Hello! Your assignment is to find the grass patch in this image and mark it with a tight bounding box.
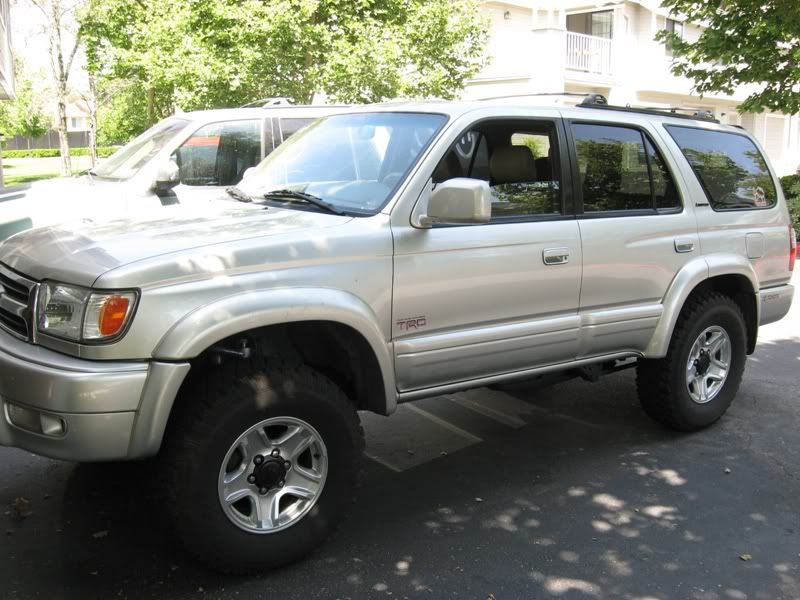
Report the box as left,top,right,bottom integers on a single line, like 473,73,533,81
4,172,60,186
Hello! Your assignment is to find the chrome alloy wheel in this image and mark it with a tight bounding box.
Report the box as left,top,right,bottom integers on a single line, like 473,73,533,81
686,326,731,405
218,417,328,534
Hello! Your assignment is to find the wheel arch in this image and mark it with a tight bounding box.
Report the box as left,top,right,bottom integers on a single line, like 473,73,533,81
153,288,396,416
646,256,759,357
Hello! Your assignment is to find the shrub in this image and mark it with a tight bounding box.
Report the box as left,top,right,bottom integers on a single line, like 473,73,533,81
779,175,800,231
2,146,120,159
2,148,60,158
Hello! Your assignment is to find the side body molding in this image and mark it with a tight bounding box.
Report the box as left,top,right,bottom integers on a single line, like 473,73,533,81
644,255,759,358
153,287,397,414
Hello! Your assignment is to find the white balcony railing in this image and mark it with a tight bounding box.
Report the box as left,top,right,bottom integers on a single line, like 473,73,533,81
565,31,613,77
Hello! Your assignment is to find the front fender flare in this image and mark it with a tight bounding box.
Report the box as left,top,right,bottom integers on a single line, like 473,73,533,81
153,287,397,414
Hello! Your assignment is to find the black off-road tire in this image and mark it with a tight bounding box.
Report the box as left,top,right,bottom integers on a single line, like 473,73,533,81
160,360,364,574
636,293,747,432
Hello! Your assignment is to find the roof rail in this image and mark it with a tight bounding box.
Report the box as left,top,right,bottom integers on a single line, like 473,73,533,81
577,102,720,123
477,91,719,123
478,92,609,103
239,97,293,108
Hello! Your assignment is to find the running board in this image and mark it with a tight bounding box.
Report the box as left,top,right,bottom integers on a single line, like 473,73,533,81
396,352,641,403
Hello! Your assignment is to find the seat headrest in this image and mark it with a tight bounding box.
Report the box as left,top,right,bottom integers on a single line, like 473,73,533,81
490,146,537,184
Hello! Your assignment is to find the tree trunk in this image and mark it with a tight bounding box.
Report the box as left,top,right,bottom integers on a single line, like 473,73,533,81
34,0,82,176
147,87,156,126
87,74,98,168
56,90,71,176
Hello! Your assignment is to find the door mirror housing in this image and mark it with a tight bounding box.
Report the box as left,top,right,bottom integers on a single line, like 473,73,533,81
418,178,492,227
153,159,180,194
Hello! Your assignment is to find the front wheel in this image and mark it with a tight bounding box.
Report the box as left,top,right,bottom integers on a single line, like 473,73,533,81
636,293,747,431
161,362,364,574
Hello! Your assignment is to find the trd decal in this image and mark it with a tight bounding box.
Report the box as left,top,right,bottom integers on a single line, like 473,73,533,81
396,316,427,331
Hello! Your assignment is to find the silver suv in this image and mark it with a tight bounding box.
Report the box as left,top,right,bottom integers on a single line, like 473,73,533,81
0,102,345,240
0,95,795,573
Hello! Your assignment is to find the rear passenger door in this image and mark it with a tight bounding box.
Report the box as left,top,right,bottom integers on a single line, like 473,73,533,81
392,117,583,392
663,126,790,287
564,118,699,358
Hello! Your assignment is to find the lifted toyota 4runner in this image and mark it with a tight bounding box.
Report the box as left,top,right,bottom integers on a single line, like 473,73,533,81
0,96,795,573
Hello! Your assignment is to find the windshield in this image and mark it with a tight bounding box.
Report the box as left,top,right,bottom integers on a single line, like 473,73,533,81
237,112,447,214
93,117,189,180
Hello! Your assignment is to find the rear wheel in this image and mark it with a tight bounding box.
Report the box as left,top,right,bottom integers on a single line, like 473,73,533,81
161,361,364,574
636,293,747,431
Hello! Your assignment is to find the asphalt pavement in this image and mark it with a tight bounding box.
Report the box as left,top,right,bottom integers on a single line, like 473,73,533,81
1,274,799,600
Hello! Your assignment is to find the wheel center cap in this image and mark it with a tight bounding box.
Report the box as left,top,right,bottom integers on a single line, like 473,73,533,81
253,458,287,490
696,351,712,376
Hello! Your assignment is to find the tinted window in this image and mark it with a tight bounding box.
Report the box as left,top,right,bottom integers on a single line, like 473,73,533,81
432,121,561,220
280,117,314,142
574,124,652,211
646,139,681,209
666,126,776,210
175,120,261,186
573,124,680,213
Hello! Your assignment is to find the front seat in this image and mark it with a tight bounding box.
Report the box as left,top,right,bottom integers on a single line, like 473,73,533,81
489,146,537,184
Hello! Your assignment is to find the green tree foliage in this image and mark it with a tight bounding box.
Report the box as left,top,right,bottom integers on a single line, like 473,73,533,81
95,82,150,145
80,0,489,139
657,1,800,113
779,174,800,230
0,60,51,144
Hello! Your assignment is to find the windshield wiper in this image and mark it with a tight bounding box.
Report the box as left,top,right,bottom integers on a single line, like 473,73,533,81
226,186,254,203
263,189,345,215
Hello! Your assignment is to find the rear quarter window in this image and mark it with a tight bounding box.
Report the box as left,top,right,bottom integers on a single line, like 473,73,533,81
666,125,776,210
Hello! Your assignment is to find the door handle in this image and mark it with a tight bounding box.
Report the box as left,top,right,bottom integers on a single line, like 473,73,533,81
674,238,695,253
543,247,570,265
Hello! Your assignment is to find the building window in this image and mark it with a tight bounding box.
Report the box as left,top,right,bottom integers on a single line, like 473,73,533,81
665,18,684,56
567,10,613,39
70,117,80,129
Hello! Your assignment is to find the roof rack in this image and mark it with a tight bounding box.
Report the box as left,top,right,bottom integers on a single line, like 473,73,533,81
478,92,606,103
577,96,720,123
239,97,293,108
478,91,720,123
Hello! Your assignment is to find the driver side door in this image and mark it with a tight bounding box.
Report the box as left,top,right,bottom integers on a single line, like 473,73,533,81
391,117,583,393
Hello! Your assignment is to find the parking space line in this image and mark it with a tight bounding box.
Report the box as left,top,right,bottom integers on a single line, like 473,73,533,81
365,452,403,473
447,393,527,428
404,403,484,443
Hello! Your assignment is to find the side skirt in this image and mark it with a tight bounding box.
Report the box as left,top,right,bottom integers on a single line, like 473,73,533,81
396,351,641,403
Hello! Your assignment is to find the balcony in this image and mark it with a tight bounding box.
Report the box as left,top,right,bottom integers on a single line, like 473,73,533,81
565,31,613,78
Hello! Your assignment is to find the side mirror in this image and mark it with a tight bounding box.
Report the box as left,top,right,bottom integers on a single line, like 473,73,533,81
241,166,257,181
153,159,180,194
418,178,492,227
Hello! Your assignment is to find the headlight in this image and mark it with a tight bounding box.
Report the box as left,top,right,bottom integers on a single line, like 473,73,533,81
38,282,138,342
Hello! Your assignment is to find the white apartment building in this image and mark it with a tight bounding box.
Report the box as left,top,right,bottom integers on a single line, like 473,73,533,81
465,0,800,175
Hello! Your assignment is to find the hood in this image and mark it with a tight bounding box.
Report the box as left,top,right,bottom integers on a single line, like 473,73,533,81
0,176,136,238
0,202,352,287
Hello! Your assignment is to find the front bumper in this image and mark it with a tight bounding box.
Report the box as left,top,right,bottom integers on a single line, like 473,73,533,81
0,328,189,461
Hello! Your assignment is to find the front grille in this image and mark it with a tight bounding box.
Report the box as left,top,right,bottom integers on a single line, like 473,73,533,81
0,263,37,340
